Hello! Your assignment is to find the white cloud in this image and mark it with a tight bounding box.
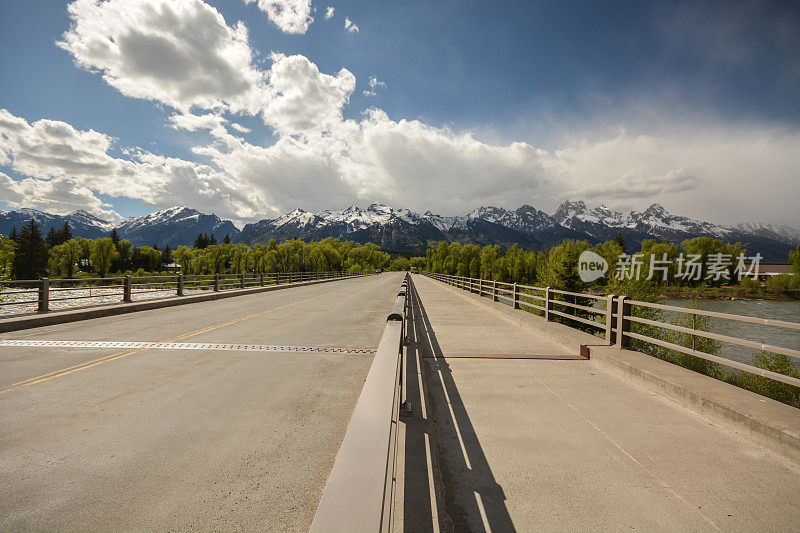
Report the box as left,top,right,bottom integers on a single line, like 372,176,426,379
324,6,334,20
244,0,313,34
368,76,387,90
363,90,376,97
58,0,266,113
0,172,120,219
261,53,356,135
344,17,359,34
229,123,251,134
0,109,264,220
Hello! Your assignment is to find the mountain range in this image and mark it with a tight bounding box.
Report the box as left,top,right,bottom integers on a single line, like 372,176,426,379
1,202,798,260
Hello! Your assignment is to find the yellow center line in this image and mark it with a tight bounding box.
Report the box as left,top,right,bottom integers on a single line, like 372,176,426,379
0,283,355,395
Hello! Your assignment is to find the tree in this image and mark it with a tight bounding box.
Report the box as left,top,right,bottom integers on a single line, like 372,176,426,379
209,233,217,245
49,239,83,278
90,238,119,277
46,226,58,248
162,244,172,269
791,244,800,276
9,227,18,243
59,222,72,244
613,232,626,252
0,236,16,279
110,228,120,248
13,219,49,279
223,234,231,244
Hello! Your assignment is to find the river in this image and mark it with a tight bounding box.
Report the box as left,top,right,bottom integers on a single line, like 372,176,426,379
662,299,800,366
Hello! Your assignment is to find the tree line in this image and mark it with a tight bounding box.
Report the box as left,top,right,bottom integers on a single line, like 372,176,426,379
0,221,392,280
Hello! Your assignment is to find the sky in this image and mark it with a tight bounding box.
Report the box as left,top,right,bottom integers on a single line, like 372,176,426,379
0,0,798,227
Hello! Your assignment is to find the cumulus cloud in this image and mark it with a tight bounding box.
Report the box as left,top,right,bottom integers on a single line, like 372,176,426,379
58,0,266,113
0,109,264,220
261,53,356,135
368,76,387,90
324,6,334,20
244,0,313,34
0,172,120,219
344,17,358,34
229,122,251,134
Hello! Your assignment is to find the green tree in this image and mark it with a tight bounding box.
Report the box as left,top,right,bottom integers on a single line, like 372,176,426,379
0,236,16,279
90,238,119,277
13,219,49,279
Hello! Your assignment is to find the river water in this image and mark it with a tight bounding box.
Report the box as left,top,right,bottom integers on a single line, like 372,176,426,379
662,299,800,366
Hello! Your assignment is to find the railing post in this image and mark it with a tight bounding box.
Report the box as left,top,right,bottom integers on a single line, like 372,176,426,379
123,275,132,302
545,287,551,320
177,273,184,296
492,280,498,302
616,296,630,348
513,283,519,309
605,294,615,344
240,272,245,289
37,277,49,313
260,273,264,286
478,278,483,296
214,273,220,292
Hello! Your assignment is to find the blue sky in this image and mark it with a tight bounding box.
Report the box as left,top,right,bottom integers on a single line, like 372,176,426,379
0,0,798,226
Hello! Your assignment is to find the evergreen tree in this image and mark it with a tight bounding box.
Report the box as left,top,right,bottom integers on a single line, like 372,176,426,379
59,222,72,243
193,233,206,249
209,233,217,245
162,244,172,268
9,227,18,243
110,228,120,248
46,226,58,248
613,232,626,253
13,219,49,279
223,234,231,244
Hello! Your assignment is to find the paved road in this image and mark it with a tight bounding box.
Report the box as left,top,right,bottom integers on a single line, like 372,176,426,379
0,273,404,531
399,274,800,532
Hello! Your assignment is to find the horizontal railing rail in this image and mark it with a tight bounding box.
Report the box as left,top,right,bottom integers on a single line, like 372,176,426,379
423,272,800,388
0,271,369,315
311,275,409,532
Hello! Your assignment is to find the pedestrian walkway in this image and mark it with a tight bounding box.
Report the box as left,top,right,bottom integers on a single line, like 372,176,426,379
397,274,800,532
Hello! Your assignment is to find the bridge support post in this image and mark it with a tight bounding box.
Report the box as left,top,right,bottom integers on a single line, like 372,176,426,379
214,273,220,292
605,294,615,344
37,278,49,313
545,287,552,320
123,275,132,303
177,274,184,296
616,296,630,348
513,283,520,309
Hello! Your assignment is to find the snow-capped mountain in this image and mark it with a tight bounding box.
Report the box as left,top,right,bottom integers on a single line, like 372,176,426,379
115,206,240,247
0,208,113,239
2,202,796,259
735,222,800,247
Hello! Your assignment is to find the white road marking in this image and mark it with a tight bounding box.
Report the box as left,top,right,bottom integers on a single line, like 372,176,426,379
0,339,375,354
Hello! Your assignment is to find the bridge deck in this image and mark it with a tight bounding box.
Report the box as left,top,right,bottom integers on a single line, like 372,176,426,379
401,274,800,531
0,273,405,531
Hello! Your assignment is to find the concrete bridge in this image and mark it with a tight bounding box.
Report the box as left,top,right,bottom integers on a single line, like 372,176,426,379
0,272,798,531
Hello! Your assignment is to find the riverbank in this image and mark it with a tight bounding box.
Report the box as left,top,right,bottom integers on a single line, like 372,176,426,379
659,285,800,301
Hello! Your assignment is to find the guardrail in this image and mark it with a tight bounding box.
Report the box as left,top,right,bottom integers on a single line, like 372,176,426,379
423,272,800,388
311,274,409,532
0,271,368,316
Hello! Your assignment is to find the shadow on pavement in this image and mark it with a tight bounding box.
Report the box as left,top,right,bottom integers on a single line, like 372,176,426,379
402,278,516,532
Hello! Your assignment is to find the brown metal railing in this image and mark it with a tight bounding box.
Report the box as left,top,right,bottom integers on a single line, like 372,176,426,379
0,271,367,316
423,272,800,388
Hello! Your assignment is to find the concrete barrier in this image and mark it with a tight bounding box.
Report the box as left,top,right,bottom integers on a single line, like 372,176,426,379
311,277,408,533
0,275,371,334
420,274,800,465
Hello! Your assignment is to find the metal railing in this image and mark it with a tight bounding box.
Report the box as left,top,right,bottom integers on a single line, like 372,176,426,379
423,272,800,388
311,275,409,532
0,271,368,316
425,272,615,341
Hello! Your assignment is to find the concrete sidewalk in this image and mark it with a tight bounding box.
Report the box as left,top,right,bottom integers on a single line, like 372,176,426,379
399,274,800,532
